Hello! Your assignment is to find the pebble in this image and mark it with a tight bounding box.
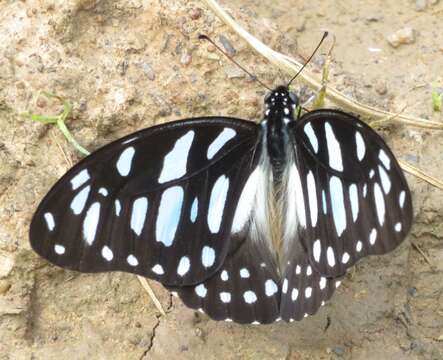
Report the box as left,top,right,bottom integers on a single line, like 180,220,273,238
332,346,345,357
386,27,416,48
375,81,388,95
415,0,427,11
180,52,192,66
141,63,156,80
0,253,14,278
189,8,202,20
0,279,11,295
218,35,236,57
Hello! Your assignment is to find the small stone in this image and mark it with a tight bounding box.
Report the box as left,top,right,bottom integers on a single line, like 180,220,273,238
141,63,156,81
189,8,202,20
387,27,416,48
0,253,14,278
375,81,388,95
332,346,345,357
117,60,129,76
365,14,383,22
180,53,192,66
0,279,11,294
437,334,443,341
295,19,306,32
415,0,427,11
218,35,236,57
224,65,245,79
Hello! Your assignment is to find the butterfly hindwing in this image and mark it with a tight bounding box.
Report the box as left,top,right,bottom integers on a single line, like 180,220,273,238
174,216,281,324
286,109,413,278
30,117,260,286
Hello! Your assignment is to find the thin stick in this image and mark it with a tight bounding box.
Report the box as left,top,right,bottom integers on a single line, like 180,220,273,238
202,0,443,130
411,242,436,272
137,276,166,316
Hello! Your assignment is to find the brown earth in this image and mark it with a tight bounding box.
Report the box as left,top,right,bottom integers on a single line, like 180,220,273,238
0,0,442,359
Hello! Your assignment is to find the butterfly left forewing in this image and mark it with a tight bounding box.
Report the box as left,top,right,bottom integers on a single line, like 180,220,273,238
285,109,413,278
30,117,260,286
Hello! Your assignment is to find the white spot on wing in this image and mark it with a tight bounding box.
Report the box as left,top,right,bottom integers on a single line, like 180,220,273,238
221,270,229,281
282,279,288,293
152,264,164,275
190,197,198,223
70,185,91,215
319,277,326,290
201,246,215,268
158,130,195,183
44,212,55,231
207,175,229,233
379,149,391,170
322,190,327,214
207,128,236,159
71,169,90,190
349,184,359,222
369,228,377,245
130,197,148,236
330,176,347,237
116,147,135,177
355,131,366,161
243,290,257,304
342,252,350,264
195,284,207,298
325,122,343,171
356,240,363,252
83,202,100,245
327,246,336,267
395,222,402,232
265,279,278,296
240,268,250,278
304,122,318,153
378,165,391,194
98,187,108,196
127,254,139,266
313,239,321,262
307,171,318,227
305,287,312,298
156,186,183,247
220,292,231,303
291,288,299,301
115,200,121,216
231,168,259,233
399,190,406,208
101,246,113,261
374,182,385,226
177,256,190,276
54,244,65,255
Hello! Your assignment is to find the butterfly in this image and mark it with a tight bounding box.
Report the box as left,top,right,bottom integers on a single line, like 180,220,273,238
29,81,413,324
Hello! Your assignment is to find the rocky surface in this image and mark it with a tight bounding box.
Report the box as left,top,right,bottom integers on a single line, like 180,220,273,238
0,0,442,359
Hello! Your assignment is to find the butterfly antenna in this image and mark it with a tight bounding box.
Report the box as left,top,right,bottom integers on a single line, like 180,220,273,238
199,34,272,91
287,31,329,88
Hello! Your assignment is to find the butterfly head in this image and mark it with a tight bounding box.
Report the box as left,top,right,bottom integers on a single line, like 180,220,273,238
264,86,299,116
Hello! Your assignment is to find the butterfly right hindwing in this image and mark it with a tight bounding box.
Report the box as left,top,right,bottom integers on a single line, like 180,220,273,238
30,117,260,287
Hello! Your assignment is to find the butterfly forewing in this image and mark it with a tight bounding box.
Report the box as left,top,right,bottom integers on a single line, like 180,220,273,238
286,109,413,278
30,117,260,286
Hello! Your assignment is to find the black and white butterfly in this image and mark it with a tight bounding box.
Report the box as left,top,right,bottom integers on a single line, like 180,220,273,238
30,84,412,324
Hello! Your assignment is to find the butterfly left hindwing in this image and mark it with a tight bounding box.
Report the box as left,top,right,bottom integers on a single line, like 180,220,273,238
30,117,260,287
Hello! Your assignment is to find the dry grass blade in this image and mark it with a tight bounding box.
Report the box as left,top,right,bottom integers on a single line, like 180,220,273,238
399,160,443,190
202,0,443,130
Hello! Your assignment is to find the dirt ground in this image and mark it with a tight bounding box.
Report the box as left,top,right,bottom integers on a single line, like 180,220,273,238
0,0,442,359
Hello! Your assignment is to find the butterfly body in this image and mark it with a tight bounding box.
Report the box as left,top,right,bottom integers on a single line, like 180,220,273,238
30,84,412,324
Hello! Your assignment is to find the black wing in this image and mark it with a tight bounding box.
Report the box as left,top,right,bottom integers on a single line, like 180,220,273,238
285,109,413,278
30,117,260,286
